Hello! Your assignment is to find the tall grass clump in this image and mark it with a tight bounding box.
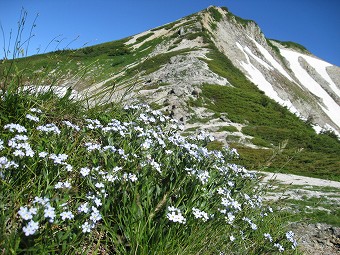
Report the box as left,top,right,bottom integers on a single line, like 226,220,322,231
0,94,300,254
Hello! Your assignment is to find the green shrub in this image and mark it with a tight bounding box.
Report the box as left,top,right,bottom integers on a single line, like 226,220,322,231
208,7,223,22
135,32,155,43
206,140,224,151
252,137,272,148
218,126,238,132
271,39,309,53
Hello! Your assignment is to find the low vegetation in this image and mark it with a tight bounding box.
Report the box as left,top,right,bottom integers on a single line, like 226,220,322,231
135,32,155,44
270,39,309,53
265,182,340,227
201,83,340,181
221,7,255,28
208,6,223,22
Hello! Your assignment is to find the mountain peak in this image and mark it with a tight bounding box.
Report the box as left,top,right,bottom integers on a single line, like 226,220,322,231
3,5,339,139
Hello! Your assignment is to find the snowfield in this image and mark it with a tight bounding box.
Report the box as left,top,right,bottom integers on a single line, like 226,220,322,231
249,37,294,82
280,49,340,129
236,42,300,115
234,38,340,134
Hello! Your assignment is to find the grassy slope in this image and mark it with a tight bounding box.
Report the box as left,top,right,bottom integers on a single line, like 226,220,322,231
199,46,340,181
0,36,164,89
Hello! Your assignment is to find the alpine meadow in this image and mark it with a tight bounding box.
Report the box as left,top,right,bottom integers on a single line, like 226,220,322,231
1,6,340,255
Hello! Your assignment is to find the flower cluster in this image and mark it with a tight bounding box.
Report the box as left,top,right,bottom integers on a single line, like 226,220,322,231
192,207,209,222
166,206,186,224
26,113,39,122
36,123,61,134
286,231,298,249
18,197,55,235
4,123,27,133
8,134,34,158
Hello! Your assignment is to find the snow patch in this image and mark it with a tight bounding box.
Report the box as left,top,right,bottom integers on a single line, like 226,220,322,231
23,85,79,99
280,49,340,128
236,42,300,115
249,37,294,82
243,47,272,70
125,19,188,49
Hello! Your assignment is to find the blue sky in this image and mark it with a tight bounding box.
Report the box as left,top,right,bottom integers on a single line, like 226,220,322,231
1,0,339,66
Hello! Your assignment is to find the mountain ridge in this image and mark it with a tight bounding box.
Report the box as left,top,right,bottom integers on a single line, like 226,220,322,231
111,6,339,136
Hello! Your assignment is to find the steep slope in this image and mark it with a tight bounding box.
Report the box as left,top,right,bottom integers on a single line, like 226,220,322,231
203,7,340,135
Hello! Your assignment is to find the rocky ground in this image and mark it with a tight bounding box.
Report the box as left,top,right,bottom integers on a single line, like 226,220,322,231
290,222,340,255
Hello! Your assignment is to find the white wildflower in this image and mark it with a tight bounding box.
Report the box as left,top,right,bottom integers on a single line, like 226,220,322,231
36,123,61,135
165,150,172,154
166,207,186,224
60,211,74,220
49,153,68,164
128,173,138,182
141,138,152,149
80,167,90,177
13,149,25,157
39,151,48,158
30,108,42,114
93,197,102,207
25,114,39,122
226,212,235,224
90,210,102,223
78,202,89,213
274,243,285,252
197,170,209,184
85,142,101,152
55,181,71,189
54,182,63,189
4,123,27,133
95,182,105,189
18,206,33,220
33,196,49,205
81,221,93,233
192,207,209,222
44,205,56,222
264,233,273,242
23,220,39,236
286,231,297,249
63,181,71,188
64,164,73,172
62,120,80,131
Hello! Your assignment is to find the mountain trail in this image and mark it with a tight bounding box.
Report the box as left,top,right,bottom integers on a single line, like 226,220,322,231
261,172,340,188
